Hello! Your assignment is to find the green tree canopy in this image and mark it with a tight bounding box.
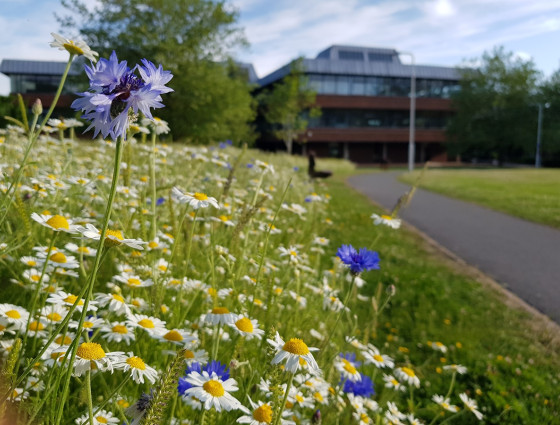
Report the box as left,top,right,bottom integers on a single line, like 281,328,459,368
57,0,255,144
258,59,320,154
447,47,542,164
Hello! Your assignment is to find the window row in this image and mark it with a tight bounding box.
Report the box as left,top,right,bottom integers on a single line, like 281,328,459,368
305,74,460,98
308,109,450,129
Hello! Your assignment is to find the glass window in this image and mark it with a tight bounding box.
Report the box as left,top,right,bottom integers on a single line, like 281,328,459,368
350,76,366,95
338,51,364,61
322,76,336,94
336,76,350,95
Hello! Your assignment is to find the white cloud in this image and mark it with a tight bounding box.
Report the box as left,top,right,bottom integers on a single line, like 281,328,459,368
232,0,560,77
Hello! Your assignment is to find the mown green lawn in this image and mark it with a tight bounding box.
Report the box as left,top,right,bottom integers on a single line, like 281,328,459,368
324,175,560,423
399,169,560,228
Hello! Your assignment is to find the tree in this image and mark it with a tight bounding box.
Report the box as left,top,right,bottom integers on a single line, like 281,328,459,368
538,70,560,166
447,47,541,164
258,59,320,154
57,0,256,143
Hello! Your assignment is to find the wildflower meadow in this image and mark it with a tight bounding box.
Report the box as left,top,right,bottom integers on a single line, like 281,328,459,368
0,33,559,425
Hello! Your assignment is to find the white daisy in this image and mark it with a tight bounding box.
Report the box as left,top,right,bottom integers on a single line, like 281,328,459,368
432,394,459,412
0,304,29,331
100,322,136,345
459,393,483,420
113,272,154,288
31,213,81,233
228,316,265,340
184,371,242,412
171,187,219,210
156,329,197,346
394,367,420,388
65,242,97,257
80,223,146,250
383,374,406,392
371,213,401,229
267,332,321,376
443,364,468,375
46,290,97,313
95,293,131,316
126,314,166,335
203,307,237,326
69,342,125,376
334,355,362,382
75,410,119,425
114,353,158,384
50,32,98,62
362,347,394,369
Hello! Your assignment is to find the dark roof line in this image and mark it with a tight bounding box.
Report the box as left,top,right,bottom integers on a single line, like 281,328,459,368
0,59,83,76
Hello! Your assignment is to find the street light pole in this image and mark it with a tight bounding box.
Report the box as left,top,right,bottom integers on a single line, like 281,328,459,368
399,51,416,172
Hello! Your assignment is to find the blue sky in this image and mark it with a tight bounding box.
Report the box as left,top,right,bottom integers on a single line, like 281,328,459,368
1,0,560,94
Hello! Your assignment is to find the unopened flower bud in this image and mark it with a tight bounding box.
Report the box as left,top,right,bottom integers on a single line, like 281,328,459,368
312,409,321,424
32,99,43,115
387,284,396,296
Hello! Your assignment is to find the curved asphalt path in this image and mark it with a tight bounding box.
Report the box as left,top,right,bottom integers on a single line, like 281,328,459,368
348,172,560,323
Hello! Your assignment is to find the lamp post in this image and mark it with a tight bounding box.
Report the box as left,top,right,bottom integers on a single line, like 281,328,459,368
399,51,416,172
535,102,550,168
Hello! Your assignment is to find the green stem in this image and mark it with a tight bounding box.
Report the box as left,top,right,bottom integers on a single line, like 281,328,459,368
86,370,94,425
149,131,157,241
77,376,131,425
320,275,356,351
54,136,124,425
445,372,457,399
438,409,466,425
273,373,294,425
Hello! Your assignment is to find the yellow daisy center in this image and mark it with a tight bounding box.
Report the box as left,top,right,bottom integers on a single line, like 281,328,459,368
342,358,357,374
283,338,310,355
46,215,70,230
148,241,158,249
211,307,230,314
5,310,21,319
235,317,254,333
373,354,384,362
83,321,94,329
47,312,62,322
381,214,393,220
62,41,85,56
117,399,130,408
29,321,45,331
55,335,72,345
103,229,124,246
50,252,67,263
126,356,146,370
184,350,195,359
95,416,108,424
391,379,399,386
63,295,84,306
127,278,141,286
295,394,304,403
163,330,183,341
138,319,155,329
253,404,273,423
208,288,217,297
77,246,90,254
27,260,37,266
112,294,125,302
401,366,416,377
314,392,324,402
77,342,106,360
112,325,128,334
193,192,208,201
203,380,224,397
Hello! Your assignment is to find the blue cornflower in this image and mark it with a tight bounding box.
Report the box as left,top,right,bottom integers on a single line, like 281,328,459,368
336,244,380,274
342,373,375,397
72,51,172,140
177,360,230,396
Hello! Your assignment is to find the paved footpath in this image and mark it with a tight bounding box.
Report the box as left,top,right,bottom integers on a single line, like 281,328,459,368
348,172,560,323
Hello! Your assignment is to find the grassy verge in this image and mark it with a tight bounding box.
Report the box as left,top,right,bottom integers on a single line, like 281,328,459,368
323,174,560,423
399,169,560,228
